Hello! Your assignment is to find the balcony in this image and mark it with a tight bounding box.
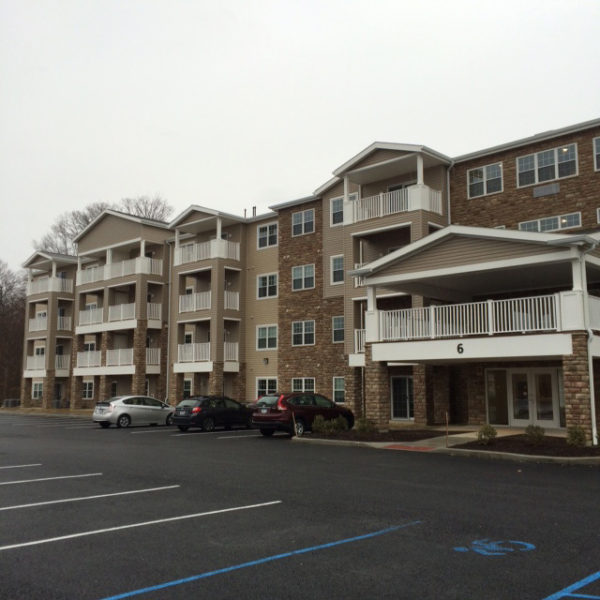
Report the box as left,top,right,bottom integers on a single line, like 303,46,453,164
224,341,239,361
148,302,162,320
179,291,211,313
177,342,211,362
55,354,70,370
108,303,135,322
29,316,48,332
77,351,101,368
79,308,103,326
146,348,160,365
106,348,134,366
26,355,46,370
27,277,73,296
76,257,163,286
354,329,366,353
224,291,239,310
57,316,72,330
174,239,240,266
351,185,442,224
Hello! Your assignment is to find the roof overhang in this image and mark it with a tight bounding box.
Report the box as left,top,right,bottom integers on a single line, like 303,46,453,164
22,251,78,270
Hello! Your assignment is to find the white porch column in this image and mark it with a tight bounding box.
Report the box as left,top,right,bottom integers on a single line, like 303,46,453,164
175,228,180,250
416,154,424,185
365,285,380,343
140,240,146,257
106,248,113,264
216,217,222,240
51,262,57,277
571,257,583,291
343,175,352,225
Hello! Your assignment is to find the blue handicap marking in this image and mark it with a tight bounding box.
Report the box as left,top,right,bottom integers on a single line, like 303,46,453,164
454,539,535,556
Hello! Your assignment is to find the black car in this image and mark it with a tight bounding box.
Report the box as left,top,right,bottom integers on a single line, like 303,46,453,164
172,396,253,432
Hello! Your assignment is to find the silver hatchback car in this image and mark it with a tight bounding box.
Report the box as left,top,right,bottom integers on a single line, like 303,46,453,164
93,395,174,428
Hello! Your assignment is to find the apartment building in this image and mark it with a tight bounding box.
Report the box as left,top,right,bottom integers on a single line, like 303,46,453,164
20,118,600,443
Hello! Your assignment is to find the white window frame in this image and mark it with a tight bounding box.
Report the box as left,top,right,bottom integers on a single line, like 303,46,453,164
330,196,344,227
257,222,278,249
467,162,503,198
32,382,43,400
332,316,344,343
594,137,600,172
333,377,345,403
516,143,578,188
519,212,581,233
292,209,314,237
257,272,278,299
183,378,192,399
330,255,344,285
257,325,277,350
292,377,315,393
292,264,315,291
82,380,94,400
256,377,277,398
292,320,315,346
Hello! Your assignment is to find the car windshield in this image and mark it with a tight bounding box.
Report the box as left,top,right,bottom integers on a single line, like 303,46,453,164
255,395,280,406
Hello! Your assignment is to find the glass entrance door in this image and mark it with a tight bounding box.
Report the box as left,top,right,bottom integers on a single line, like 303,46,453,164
509,370,559,428
391,376,414,420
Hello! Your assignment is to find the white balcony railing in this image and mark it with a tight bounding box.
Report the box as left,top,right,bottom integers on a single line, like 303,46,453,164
76,257,163,285
146,348,160,365
177,342,210,362
27,277,74,296
55,354,70,370
106,348,134,366
79,308,104,326
147,302,162,320
174,239,241,266
57,316,72,330
108,303,135,322
224,341,239,361
224,290,239,310
379,295,558,342
351,185,442,224
353,263,365,288
354,329,366,353
29,316,48,332
77,351,101,367
179,291,211,313
26,355,46,370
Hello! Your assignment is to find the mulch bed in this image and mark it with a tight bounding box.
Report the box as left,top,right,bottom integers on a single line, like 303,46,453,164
307,429,460,442
454,435,600,457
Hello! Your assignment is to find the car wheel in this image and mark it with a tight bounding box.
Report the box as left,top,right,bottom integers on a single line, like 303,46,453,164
116,414,131,428
293,419,305,437
177,425,189,432
202,417,215,432
165,414,173,426
260,428,274,437
99,422,110,429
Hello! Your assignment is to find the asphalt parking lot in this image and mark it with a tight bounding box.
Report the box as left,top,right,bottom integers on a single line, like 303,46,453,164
0,412,598,600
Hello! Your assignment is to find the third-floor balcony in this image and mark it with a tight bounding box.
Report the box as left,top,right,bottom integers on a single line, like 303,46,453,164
27,277,73,296
350,185,442,224
29,316,48,332
174,239,240,266
177,342,211,362
76,257,163,286
179,292,211,313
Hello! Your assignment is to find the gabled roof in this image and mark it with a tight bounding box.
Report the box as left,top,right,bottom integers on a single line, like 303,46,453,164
350,225,600,278
73,209,169,243
169,205,247,228
22,250,78,269
268,195,319,212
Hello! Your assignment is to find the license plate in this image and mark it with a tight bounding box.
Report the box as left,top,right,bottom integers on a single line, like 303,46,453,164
261,408,268,414
97,408,104,414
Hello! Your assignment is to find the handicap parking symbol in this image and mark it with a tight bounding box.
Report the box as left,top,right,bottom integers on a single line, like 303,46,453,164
454,539,535,556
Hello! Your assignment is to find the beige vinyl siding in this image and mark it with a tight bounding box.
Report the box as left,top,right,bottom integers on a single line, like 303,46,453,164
378,238,561,278
352,149,411,170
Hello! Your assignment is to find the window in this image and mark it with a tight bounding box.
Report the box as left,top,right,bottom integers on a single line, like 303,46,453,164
292,320,315,346
330,197,344,226
292,377,314,393
331,255,344,284
184,332,193,345
468,163,502,198
519,212,581,233
594,137,600,171
257,377,277,398
257,222,278,249
183,378,192,399
32,382,43,400
517,144,577,187
34,346,45,356
292,264,314,291
82,380,94,400
257,325,277,350
333,377,345,403
292,209,314,236
332,316,344,343
257,273,278,298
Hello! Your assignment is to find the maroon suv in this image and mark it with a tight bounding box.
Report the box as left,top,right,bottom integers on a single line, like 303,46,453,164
252,392,354,437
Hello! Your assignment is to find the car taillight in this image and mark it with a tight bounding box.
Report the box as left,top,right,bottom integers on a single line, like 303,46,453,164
276,395,288,411
191,406,202,414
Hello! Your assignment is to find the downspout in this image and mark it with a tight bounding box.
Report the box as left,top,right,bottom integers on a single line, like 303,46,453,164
580,244,599,446
165,240,172,404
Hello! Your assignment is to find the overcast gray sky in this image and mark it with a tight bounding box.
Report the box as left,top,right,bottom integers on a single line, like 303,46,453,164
1,0,599,272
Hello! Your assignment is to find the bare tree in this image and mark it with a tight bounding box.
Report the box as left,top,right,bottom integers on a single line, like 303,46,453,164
0,261,26,402
33,196,173,255
119,195,174,221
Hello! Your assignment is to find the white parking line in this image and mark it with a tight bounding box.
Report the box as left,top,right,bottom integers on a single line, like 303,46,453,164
217,434,261,439
0,500,282,552
130,429,174,435
0,485,181,511
171,430,250,437
0,473,102,486
0,464,42,470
